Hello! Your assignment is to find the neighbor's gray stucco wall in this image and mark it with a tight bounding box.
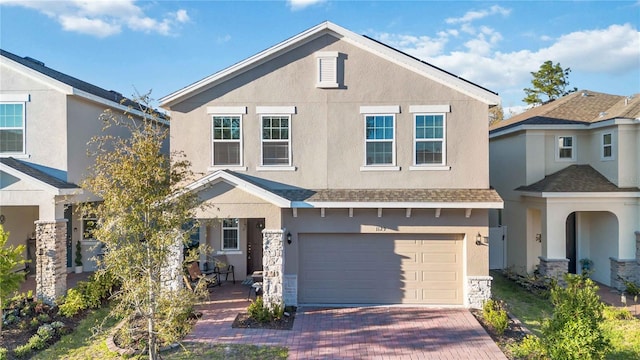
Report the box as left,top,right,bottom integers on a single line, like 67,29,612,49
167,34,491,190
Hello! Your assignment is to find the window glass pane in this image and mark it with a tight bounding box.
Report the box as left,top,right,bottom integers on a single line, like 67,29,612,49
366,115,393,140
415,115,443,140
559,148,572,158
0,104,23,127
222,229,238,249
366,142,392,165
603,134,611,145
560,137,572,147
603,146,612,157
213,142,240,165
0,129,23,153
82,218,98,240
416,141,443,165
263,142,289,165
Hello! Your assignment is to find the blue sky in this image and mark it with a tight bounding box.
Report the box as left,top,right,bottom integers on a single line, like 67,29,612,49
1,0,639,115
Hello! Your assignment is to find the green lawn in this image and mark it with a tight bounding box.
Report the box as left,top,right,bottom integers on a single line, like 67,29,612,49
31,306,288,360
491,270,640,359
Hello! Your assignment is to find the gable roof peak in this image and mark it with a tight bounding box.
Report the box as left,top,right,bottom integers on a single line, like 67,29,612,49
160,21,499,108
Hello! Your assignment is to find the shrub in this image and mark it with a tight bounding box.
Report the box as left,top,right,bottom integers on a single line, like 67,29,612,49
58,288,87,317
540,274,610,359
0,347,7,360
509,334,546,359
621,278,640,296
603,306,633,320
248,296,272,323
482,299,509,335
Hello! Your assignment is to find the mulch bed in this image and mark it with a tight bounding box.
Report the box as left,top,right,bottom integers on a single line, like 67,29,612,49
231,311,296,330
470,308,529,359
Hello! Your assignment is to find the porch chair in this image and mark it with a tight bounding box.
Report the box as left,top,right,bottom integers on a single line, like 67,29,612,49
212,255,235,284
184,262,219,291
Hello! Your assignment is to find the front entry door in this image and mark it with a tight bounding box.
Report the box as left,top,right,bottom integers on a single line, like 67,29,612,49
566,212,577,274
247,219,264,275
64,205,72,268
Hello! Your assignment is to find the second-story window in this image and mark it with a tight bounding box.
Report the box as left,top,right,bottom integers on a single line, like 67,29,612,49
0,103,25,154
414,114,445,165
557,136,575,161
602,133,613,159
365,115,395,165
212,116,242,166
261,115,291,166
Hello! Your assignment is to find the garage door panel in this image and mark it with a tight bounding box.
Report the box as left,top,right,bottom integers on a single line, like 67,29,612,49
299,233,463,305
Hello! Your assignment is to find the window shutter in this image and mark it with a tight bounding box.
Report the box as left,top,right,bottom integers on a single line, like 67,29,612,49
315,51,339,88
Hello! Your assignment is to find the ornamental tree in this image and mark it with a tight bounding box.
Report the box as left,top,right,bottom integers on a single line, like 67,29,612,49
80,93,207,360
0,224,29,338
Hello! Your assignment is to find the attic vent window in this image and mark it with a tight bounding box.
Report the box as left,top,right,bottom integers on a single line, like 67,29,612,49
315,51,339,88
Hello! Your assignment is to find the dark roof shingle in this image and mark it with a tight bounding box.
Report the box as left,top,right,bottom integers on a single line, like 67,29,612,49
516,165,639,193
0,157,79,190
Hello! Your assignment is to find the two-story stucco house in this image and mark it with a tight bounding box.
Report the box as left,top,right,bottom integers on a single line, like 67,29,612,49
0,49,169,303
489,90,640,289
160,22,503,308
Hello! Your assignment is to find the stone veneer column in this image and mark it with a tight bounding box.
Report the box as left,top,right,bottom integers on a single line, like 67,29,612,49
610,257,638,290
262,229,284,309
161,237,183,291
35,220,67,305
467,276,492,309
538,257,569,283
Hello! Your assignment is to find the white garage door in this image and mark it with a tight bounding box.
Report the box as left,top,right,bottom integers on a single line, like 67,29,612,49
298,233,463,305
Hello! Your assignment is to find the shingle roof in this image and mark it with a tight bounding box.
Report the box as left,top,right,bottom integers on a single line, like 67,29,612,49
273,188,503,203
0,157,80,189
1,49,165,119
516,165,639,193
491,90,640,134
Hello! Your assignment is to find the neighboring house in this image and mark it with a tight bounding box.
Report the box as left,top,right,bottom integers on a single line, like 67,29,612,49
489,90,640,289
0,49,168,304
160,22,502,308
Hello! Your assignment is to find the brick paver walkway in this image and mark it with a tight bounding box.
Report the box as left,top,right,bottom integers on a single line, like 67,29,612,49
186,283,507,359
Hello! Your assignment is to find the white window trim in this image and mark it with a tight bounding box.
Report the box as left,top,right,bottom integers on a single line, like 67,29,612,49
221,219,240,251
206,106,247,115
316,51,339,88
0,101,27,155
412,113,447,167
555,135,576,162
362,113,397,168
259,113,293,167
600,132,614,161
211,114,244,168
359,105,400,114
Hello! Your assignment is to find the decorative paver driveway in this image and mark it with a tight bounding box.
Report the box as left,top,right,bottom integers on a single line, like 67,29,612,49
187,284,507,359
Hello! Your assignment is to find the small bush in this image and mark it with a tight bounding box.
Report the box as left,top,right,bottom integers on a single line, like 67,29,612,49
0,347,7,360
482,299,509,335
622,278,640,296
509,334,546,359
604,306,633,320
58,288,87,317
248,296,272,323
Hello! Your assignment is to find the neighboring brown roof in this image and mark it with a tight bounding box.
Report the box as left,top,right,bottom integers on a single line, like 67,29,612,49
274,188,503,204
516,165,639,193
491,90,640,133
0,157,79,189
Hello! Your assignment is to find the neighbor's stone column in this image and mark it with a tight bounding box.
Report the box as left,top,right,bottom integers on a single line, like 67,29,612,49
262,229,284,309
610,257,638,290
636,231,640,284
35,220,67,305
161,236,183,291
467,276,492,309
538,257,569,283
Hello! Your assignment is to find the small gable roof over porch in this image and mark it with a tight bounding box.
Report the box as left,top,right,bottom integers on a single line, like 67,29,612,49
0,157,80,195
516,165,640,195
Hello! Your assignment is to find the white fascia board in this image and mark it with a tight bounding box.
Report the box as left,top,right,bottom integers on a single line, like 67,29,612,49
72,89,170,127
0,163,81,196
291,201,503,209
184,170,291,208
160,21,499,107
540,192,640,198
160,22,333,108
1,57,73,95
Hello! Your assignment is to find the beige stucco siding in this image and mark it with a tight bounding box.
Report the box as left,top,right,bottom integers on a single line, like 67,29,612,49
169,34,490,190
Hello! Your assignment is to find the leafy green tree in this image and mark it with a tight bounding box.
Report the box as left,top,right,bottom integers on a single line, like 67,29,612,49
80,94,206,360
523,60,577,106
0,224,29,338
489,104,504,126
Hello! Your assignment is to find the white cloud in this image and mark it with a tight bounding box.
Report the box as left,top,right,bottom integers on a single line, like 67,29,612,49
288,0,326,11
0,0,188,37
445,5,511,24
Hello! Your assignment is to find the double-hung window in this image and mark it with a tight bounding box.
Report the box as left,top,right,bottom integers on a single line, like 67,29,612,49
212,115,242,166
557,136,575,161
261,115,291,166
365,115,395,165
601,133,613,160
221,218,239,251
0,102,26,154
414,114,445,165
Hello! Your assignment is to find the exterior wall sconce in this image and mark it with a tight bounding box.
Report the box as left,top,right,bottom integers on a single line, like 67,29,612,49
535,233,542,243
475,232,488,246
256,221,264,229
287,232,292,244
